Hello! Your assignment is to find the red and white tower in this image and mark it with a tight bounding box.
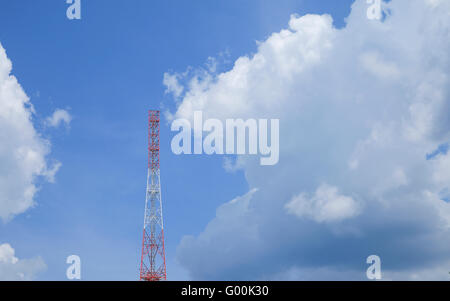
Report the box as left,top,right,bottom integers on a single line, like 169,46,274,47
139,110,167,281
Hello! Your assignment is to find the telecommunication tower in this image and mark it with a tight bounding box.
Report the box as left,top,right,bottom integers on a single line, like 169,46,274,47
139,110,167,281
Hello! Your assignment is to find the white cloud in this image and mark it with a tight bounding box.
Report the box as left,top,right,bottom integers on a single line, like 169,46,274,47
163,72,184,98
171,0,450,280
359,51,400,79
0,243,46,280
285,184,361,223
0,43,60,221
46,109,71,128
172,14,335,122
0,243,18,264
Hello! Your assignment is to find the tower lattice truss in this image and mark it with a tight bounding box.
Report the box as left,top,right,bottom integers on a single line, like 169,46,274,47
140,110,167,281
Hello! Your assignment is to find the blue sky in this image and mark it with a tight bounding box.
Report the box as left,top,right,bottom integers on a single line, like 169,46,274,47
0,0,353,281
1,0,450,281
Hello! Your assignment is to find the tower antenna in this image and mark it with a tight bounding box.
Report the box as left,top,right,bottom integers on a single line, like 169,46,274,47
139,110,167,281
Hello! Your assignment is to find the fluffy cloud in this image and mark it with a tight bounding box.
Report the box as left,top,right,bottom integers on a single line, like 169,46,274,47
168,0,450,280
46,109,72,128
285,184,361,223
0,243,46,280
0,43,60,222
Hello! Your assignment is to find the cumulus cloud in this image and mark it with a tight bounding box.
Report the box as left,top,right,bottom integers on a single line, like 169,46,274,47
0,43,60,222
359,51,401,80
46,109,72,128
176,189,262,279
0,243,46,280
169,0,450,280
285,184,361,223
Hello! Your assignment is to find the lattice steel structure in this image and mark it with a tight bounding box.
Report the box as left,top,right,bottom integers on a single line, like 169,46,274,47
139,110,167,281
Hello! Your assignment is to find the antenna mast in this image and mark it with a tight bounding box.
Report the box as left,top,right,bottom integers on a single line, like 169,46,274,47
139,110,167,281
